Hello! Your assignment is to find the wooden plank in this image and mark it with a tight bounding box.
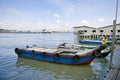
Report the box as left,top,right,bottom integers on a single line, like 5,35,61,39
116,70,120,80
105,68,119,80
106,55,120,80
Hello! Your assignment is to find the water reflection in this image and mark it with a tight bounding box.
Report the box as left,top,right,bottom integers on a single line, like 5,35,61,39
16,57,96,80
90,58,109,80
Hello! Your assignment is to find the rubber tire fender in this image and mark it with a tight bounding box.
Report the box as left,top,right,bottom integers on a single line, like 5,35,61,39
53,53,60,59
15,48,20,54
42,52,47,58
73,55,80,61
93,49,101,57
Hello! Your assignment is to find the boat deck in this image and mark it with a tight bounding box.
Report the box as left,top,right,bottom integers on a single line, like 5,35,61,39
26,47,94,55
59,43,97,49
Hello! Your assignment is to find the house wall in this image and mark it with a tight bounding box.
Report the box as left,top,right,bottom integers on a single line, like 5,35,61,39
74,23,120,39
98,24,120,37
74,27,96,35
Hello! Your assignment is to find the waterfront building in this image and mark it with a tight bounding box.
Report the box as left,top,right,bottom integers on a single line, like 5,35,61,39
73,23,120,39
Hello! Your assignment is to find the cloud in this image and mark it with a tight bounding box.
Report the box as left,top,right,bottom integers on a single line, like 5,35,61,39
45,0,76,16
56,19,60,23
81,20,89,25
0,8,31,19
0,20,42,31
37,22,44,26
5,8,24,16
55,20,71,31
0,22,5,26
0,19,72,31
98,18,104,22
45,9,51,13
53,13,61,18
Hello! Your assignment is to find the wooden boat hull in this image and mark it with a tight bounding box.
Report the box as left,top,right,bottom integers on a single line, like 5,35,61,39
15,48,100,65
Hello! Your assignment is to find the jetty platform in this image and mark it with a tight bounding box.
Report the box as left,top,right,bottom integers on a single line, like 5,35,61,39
105,54,120,80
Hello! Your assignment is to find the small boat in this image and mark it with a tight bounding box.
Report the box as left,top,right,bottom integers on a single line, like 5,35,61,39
15,46,102,65
58,43,111,58
79,39,112,45
58,43,98,49
97,37,120,44
95,47,111,58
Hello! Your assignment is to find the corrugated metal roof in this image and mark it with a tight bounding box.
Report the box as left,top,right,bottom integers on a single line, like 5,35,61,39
73,23,120,29
98,23,120,29
73,26,96,29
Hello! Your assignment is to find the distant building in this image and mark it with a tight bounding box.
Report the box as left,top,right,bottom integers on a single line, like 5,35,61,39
41,29,52,33
73,23,120,39
0,29,10,33
0,29,4,33
0,29,17,33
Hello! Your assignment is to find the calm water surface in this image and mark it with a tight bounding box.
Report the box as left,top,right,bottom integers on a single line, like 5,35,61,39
0,33,120,80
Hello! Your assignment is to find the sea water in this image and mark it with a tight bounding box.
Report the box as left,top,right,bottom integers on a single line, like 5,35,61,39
0,33,120,80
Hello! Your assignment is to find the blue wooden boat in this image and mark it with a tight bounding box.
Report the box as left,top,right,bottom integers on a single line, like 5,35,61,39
15,46,102,65
79,39,112,45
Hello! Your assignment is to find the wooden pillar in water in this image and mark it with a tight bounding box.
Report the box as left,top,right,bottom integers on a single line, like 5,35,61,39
110,20,116,69
109,0,118,69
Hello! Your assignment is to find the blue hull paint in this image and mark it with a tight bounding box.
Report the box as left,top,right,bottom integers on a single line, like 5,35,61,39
79,40,112,45
15,49,96,65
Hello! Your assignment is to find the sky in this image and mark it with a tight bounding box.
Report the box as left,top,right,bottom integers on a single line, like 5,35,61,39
0,0,120,31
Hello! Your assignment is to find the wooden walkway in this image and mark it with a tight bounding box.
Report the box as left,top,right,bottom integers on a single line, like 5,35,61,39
105,54,120,80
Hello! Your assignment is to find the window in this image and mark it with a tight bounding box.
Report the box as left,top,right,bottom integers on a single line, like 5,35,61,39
100,30,103,32
92,30,96,32
116,35,119,37
118,30,120,32
78,30,84,34
84,30,87,32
